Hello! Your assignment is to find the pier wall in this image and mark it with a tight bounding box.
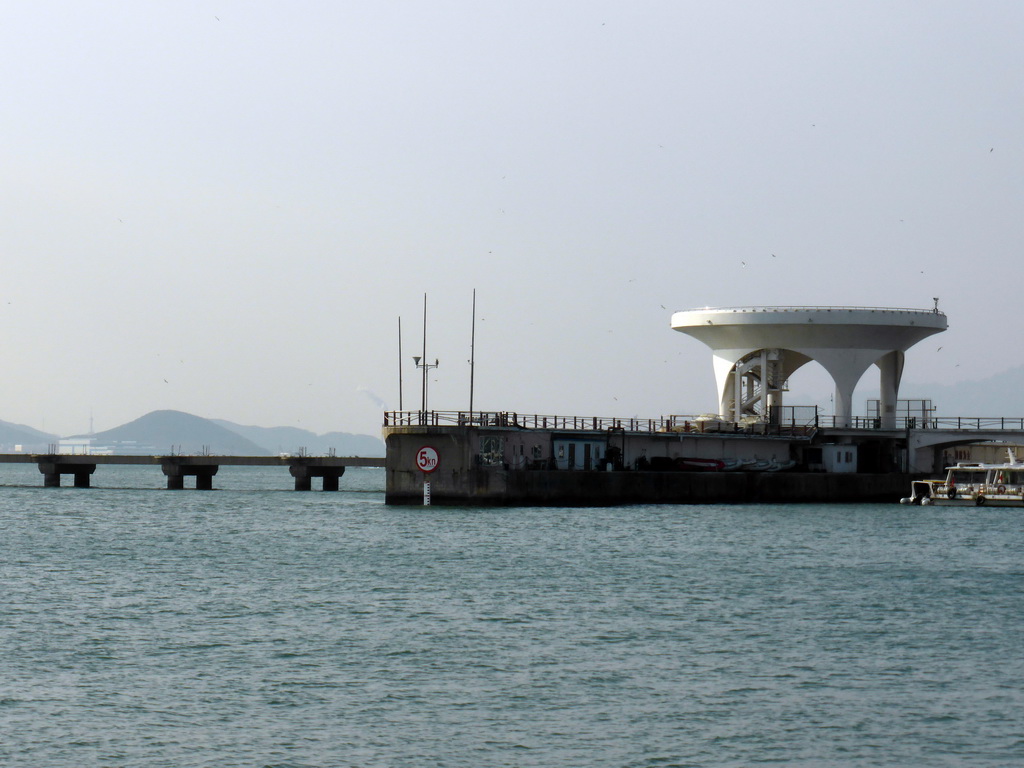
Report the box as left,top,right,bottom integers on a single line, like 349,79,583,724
384,425,912,506
385,466,913,506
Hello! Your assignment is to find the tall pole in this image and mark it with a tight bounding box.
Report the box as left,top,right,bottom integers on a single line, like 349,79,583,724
469,288,476,418
398,316,403,411
421,293,428,423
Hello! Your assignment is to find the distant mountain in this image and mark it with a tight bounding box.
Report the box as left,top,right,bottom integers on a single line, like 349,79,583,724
78,410,271,455
0,419,58,452
211,420,384,457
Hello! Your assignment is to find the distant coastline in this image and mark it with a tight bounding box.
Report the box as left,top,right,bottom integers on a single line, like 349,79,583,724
0,410,384,457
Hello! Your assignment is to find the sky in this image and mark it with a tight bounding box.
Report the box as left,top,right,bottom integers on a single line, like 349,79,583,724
2,1,1022,437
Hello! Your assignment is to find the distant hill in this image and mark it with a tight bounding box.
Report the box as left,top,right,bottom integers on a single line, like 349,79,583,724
211,420,385,457
0,419,58,452
78,410,271,455
2,409,384,456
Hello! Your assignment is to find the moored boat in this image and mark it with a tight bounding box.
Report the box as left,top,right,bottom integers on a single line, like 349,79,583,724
901,450,1024,506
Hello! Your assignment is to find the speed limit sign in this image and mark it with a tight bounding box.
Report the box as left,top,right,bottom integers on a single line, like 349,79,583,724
416,446,440,473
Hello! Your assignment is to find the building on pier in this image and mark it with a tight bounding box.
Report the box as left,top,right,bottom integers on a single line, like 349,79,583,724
670,305,947,429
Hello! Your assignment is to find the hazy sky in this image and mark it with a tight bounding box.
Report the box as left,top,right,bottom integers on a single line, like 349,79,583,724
2,1,1021,437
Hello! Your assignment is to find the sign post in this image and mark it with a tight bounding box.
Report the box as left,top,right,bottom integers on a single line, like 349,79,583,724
416,446,439,505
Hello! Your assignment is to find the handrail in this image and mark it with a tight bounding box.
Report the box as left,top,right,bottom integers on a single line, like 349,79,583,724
385,410,1024,433
820,415,1024,430
382,411,816,436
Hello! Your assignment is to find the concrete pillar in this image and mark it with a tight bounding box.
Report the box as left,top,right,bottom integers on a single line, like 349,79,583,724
765,350,783,423
37,461,96,489
877,351,904,429
834,385,854,429
732,368,742,423
289,463,345,491
195,469,216,491
811,349,886,429
760,349,768,417
161,462,219,490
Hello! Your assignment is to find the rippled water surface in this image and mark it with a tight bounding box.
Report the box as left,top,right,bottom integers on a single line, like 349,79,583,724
1,465,1022,767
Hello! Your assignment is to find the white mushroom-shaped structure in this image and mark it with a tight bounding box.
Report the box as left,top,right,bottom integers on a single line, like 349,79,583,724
671,306,947,428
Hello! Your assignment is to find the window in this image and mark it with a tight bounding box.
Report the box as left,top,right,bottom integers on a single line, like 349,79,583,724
479,436,504,467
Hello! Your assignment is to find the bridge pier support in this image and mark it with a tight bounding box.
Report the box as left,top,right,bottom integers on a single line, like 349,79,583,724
289,463,345,491
161,461,219,490
37,461,97,488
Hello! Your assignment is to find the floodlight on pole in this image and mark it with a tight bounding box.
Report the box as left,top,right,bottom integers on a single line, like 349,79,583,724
413,356,439,423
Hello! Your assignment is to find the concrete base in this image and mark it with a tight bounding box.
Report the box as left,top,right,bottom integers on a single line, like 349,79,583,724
37,462,97,488
386,468,915,506
289,464,345,491
162,463,219,490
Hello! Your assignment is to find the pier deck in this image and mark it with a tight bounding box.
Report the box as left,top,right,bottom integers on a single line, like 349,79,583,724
0,454,385,490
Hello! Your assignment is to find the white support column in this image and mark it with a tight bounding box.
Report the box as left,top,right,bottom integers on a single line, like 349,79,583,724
759,349,768,417
766,349,782,421
834,385,854,429
733,367,742,423
877,351,904,429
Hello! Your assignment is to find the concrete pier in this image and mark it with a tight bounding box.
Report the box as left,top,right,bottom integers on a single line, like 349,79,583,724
289,462,346,491
384,466,914,506
4,454,384,490
161,459,219,490
382,411,1024,505
37,461,97,488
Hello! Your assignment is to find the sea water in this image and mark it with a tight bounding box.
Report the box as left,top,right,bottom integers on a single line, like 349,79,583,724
0,464,1022,767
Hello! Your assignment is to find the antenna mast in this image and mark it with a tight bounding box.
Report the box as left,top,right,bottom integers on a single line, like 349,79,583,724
421,294,427,422
398,316,403,411
469,289,476,417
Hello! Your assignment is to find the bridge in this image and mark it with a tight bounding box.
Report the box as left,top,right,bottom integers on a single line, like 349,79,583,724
0,454,385,490
818,416,1024,473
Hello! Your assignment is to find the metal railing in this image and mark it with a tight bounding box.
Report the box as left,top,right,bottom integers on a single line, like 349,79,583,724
676,305,943,315
383,411,817,436
385,410,1024,434
824,415,1024,431
384,410,672,431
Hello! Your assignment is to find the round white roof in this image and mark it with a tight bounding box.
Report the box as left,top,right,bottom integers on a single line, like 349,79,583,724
672,306,947,351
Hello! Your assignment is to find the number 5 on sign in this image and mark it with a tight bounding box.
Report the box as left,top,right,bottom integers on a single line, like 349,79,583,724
416,446,439,473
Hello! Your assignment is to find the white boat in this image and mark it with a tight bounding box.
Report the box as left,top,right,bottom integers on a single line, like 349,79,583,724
901,450,1024,506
